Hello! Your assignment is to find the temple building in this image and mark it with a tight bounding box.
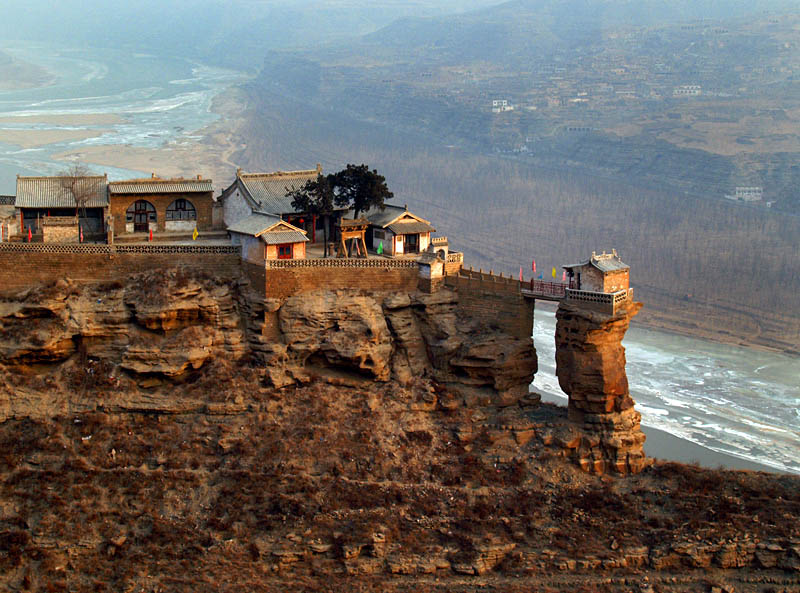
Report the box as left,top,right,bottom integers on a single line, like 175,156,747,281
563,250,630,293
358,204,436,256
15,174,108,238
108,176,214,237
228,213,308,264
219,166,345,243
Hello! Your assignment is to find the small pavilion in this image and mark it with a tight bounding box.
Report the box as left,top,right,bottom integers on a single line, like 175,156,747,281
563,250,630,293
335,218,369,258
228,213,309,264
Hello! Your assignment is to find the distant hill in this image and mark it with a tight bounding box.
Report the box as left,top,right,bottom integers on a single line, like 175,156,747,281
240,0,800,347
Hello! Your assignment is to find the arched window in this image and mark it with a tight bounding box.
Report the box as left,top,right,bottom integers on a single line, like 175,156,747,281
126,200,156,233
166,199,197,221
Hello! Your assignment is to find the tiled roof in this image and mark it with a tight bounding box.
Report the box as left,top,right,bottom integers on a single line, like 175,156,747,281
564,251,629,273
227,213,281,236
238,170,320,215
360,204,406,227
15,176,108,208
388,220,435,234
592,255,629,272
360,204,433,232
261,230,309,245
108,178,212,194
227,214,308,245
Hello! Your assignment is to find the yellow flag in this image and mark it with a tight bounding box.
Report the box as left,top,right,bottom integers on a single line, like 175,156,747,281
192,227,199,241
552,266,556,278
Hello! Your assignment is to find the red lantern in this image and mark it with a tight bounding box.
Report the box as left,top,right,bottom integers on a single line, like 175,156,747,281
299,218,305,225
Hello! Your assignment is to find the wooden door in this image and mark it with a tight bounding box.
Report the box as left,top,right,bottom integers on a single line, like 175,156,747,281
134,202,150,232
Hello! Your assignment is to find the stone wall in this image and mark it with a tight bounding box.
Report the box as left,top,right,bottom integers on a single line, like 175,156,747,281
109,192,213,236
444,274,534,340
41,217,79,244
263,262,419,301
0,244,241,294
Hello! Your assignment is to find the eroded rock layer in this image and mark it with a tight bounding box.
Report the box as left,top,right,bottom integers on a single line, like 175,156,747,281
555,300,650,474
254,288,537,409
0,270,246,377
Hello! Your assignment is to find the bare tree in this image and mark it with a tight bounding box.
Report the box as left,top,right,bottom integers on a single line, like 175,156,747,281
59,164,98,220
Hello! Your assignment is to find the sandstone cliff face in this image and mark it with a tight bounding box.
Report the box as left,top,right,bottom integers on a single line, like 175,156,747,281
254,288,537,408
0,270,246,377
555,300,649,474
0,272,537,418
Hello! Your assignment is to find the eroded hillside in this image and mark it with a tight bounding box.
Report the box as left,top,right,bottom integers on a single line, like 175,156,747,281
0,270,798,592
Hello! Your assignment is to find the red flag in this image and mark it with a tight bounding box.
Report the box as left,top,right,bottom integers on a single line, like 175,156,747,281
519,266,523,282
532,259,536,273
27,227,32,242
149,228,153,242
79,225,84,243
562,270,567,282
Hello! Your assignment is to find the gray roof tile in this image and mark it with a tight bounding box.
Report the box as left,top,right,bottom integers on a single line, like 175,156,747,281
261,230,309,245
227,213,281,236
360,204,406,227
387,220,435,234
108,179,212,194
15,175,108,209
564,252,629,272
238,170,319,214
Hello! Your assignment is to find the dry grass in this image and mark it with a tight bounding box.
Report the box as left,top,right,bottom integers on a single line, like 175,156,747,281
0,381,798,591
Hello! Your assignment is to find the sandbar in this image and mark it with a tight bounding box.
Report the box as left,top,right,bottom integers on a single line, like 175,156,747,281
52,88,250,189
0,128,112,149
0,50,54,91
0,114,124,125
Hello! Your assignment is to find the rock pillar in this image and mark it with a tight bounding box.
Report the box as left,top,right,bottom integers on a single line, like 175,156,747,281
554,300,649,474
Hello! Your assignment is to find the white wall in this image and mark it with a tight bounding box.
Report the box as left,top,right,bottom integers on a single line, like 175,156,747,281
223,188,253,227
231,232,264,264
165,220,196,232
420,232,430,252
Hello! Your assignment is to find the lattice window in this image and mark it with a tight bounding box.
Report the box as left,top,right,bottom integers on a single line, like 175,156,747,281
166,199,197,221
125,200,157,223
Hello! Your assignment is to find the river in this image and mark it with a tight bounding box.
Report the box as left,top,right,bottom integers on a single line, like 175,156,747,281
532,306,800,474
0,41,248,193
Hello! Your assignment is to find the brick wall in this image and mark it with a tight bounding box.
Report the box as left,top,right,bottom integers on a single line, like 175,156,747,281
109,192,213,236
0,247,241,294
241,261,266,295
445,274,534,339
264,266,419,301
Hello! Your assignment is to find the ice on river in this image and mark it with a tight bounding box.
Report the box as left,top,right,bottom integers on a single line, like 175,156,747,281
532,308,800,475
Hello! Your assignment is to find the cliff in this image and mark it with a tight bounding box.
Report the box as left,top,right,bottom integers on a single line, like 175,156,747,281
555,300,649,475
0,269,797,592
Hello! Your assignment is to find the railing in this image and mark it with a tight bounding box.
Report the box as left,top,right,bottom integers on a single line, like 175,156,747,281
431,236,448,245
265,258,417,269
446,251,463,264
457,267,519,285
0,243,241,255
565,288,633,314
525,279,568,298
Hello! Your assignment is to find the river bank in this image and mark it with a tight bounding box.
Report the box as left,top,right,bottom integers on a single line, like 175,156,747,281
0,42,251,193
50,86,251,188
0,50,53,91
